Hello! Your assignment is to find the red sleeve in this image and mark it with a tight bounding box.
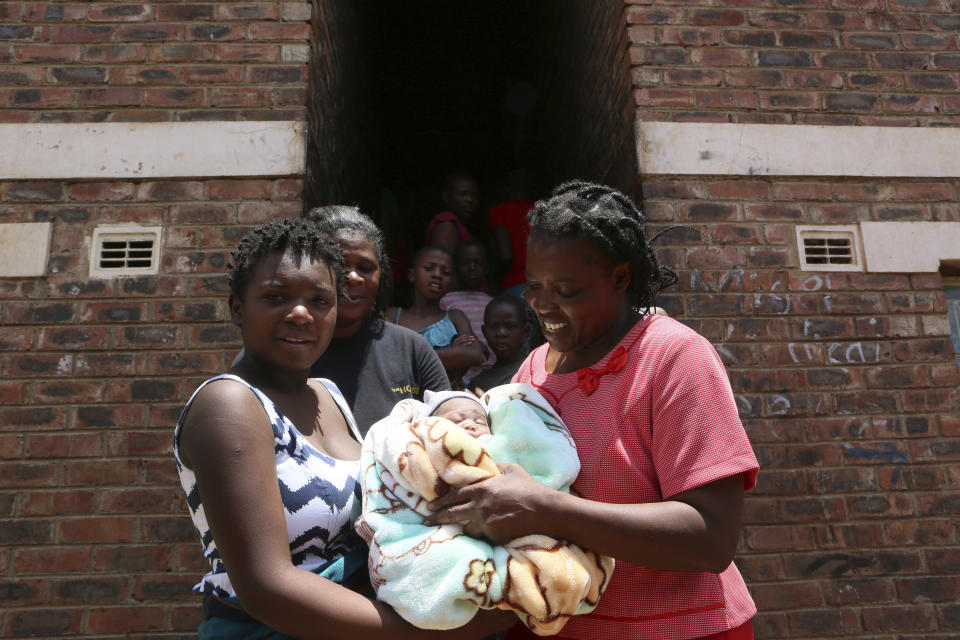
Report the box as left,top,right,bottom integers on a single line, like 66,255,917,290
644,331,759,497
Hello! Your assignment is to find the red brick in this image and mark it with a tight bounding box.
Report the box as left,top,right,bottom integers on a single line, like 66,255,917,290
0,406,65,431
135,181,204,201
149,44,214,63
51,576,129,604
213,43,279,62
0,433,24,457
67,181,135,201
74,404,145,429
104,430,174,456
862,604,936,632
111,65,179,84
117,24,183,42
8,609,82,637
8,354,72,376
46,24,115,44
133,573,197,600
237,200,300,223
15,547,90,574
186,24,245,42
34,380,104,404
60,517,136,543
38,326,110,350
155,3,214,21
94,545,170,572
87,3,155,22
205,179,271,200
26,433,102,458
181,65,244,84
142,87,205,107
626,7,684,24
0,461,58,488
691,9,745,26
20,490,96,516
96,204,164,223
17,44,84,63
82,43,148,63
100,488,172,514
88,606,164,633
217,3,280,21
62,459,139,486
753,580,823,609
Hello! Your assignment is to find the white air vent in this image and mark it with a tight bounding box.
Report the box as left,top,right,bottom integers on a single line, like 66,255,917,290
89,225,161,278
797,225,863,272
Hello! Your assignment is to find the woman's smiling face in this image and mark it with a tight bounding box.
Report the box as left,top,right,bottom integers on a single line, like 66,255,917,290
334,230,380,329
230,249,338,372
524,235,631,370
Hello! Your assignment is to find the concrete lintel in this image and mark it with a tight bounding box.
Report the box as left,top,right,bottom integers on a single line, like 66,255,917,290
637,121,960,177
0,121,306,180
861,222,960,273
0,222,52,277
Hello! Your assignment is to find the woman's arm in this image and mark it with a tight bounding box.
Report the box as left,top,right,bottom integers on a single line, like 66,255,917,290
179,380,510,639
426,464,745,573
428,221,459,255
434,309,485,370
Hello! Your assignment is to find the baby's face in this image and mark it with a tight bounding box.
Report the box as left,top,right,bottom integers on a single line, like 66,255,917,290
434,397,490,437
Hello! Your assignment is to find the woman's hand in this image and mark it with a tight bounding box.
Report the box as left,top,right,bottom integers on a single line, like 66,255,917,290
425,462,558,544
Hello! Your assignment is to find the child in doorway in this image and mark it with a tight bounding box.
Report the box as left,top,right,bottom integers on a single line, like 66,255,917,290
387,245,485,387
440,240,494,386
470,295,531,393
355,385,614,636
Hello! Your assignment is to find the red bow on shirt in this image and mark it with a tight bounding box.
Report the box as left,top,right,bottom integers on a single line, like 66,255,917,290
576,346,628,396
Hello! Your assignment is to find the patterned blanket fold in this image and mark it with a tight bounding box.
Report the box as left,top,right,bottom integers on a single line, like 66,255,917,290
355,383,614,636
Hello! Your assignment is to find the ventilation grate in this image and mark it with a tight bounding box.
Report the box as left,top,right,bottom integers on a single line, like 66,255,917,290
90,226,161,278
797,226,863,272
803,236,853,265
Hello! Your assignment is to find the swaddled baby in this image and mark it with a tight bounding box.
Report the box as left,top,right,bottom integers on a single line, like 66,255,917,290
355,384,614,636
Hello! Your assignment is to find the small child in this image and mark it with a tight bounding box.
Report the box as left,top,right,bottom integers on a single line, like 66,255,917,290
470,295,531,393
355,385,614,636
428,392,492,441
440,240,494,385
388,245,485,386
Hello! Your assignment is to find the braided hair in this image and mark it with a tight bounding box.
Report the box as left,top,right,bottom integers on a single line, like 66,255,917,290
527,180,677,310
228,217,345,301
303,205,393,319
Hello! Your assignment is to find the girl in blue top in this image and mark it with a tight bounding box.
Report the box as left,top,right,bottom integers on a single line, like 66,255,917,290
388,245,486,388
174,218,510,639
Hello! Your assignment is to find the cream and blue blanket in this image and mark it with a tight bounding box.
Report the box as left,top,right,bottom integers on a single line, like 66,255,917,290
354,383,614,636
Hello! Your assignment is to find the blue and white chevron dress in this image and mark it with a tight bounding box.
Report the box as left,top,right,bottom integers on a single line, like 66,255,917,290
173,374,362,599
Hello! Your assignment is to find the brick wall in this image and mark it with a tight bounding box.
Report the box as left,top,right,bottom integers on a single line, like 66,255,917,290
628,1,960,637
303,0,376,209
535,1,637,192
627,0,960,126
1,2,312,638
0,1,311,123
1,176,303,637
4,1,960,638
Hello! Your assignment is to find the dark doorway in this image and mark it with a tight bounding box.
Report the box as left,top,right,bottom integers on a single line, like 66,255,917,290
305,0,638,295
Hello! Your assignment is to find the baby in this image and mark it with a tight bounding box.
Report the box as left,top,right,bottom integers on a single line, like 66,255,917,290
427,391,492,440
355,384,614,636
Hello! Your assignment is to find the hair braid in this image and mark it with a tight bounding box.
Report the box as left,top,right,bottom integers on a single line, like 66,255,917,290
527,180,677,309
